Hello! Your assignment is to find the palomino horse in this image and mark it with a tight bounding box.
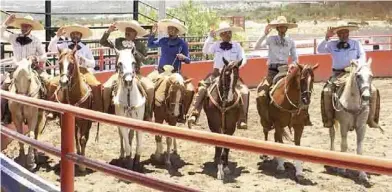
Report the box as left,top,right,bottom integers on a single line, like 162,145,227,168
54,48,94,172
8,58,46,170
112,49,145,171
328,59,373,182
152,66,192,170
203,58,243,180
256,63,319,181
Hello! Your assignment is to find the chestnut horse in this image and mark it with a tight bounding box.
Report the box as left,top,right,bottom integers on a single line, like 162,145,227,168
256,63,318,181
152,68,193,170
53,48,95,172
203,58,243,180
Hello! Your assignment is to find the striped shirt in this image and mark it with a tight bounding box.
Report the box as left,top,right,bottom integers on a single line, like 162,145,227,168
254,34,298,65
0,25,47,63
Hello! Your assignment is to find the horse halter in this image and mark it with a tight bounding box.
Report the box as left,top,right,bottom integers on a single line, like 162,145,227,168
59,53,77,87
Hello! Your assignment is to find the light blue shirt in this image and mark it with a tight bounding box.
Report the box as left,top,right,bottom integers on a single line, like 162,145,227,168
317,39,366,70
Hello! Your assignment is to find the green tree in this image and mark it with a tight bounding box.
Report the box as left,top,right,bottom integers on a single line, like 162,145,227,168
167,0,221,36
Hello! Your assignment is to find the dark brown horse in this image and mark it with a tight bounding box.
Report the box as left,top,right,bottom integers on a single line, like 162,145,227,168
203,58,243,180
152,71,193,170
53,48,94,172
256,63,318,181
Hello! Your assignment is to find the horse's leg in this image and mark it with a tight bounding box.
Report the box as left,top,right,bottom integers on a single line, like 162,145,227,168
118,127,124,159
13,113,26,165
78,121,91,172
329,125,336,151
216,145,224,180
356,124,368,181
274,125,285,173
154,115,164,163
119,127,131,168
133,130,143,172
26,112,39,170
165,120,177,169
338,123,349,175
293,124,305,180
173,138,178,155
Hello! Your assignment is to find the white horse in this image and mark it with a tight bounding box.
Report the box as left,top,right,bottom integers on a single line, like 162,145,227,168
330,58,373,182
8,58,44,170
112,49,146,171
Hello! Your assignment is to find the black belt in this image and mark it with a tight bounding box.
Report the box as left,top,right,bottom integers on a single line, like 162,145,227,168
332,68,345,72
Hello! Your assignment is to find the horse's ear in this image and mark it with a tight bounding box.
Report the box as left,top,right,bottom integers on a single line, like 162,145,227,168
222,57,229,66
184,78,192,84
366,58,372,67
237,59,243,67
350,59,359,67
312,63,319,70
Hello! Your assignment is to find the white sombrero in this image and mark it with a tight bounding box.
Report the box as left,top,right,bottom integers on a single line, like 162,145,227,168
158,18,187,35
331,21,360,33
215,22,243,36
268,16,298,29
63,24,92,39
9,15,44,30
116,20,149,37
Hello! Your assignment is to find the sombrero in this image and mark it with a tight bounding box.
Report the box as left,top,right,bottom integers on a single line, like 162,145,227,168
157,18,187,35
116,20,149,37
331,21,360,33
9,15,43,30
215,22,243,36
268,16,297,29
63,24,92,39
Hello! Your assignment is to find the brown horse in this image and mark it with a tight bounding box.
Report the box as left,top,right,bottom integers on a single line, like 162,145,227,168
256,63,318,181
53,48,94,172
203,58,243,180
152,70,193,170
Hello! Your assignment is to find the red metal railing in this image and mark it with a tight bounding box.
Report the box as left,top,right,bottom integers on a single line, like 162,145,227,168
1,90,392,191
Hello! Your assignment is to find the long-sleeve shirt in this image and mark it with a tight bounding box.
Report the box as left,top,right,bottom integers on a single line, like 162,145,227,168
0,25,47,64
254,34,298,65
202,35,247,71
317,39,366,70
100,31,147,63
147,34,190,72
48,36,95,71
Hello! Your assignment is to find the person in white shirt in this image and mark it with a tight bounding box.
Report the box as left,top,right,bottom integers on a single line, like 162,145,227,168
47,25,103,113
187,22,249,129
254,16,312,129
1,14,48,124
317,22,380,128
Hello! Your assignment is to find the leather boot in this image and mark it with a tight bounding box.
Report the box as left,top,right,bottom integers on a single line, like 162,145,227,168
322,87,334,128
367,88,381,128
187,84,207,129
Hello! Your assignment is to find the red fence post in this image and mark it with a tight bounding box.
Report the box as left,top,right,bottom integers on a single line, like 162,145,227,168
99,49,104,71
61,112,75,192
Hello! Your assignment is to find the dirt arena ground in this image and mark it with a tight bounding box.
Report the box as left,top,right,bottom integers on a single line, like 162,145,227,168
2,78,392,192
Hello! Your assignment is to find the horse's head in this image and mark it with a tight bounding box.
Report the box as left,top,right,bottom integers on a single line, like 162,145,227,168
58,47,78,87
297,63,319,105
165,73,191,117
13,58,34,95
351,58,373,102
115,48,137,88
219,57,242,102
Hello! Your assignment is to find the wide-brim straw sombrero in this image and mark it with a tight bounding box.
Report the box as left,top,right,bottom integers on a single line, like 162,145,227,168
215,22,243,36
331,21,360,33
158,19,187,35
9,15,44,30
116,20,149,37
63,24,92,39
268,16,298,29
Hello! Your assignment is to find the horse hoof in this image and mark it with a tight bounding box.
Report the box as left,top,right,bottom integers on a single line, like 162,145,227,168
260,155,269,160
78,165,87,172
187,117,196,129
26,163,37,171
337,168,346,175
359,172,369,182
238,122,247,129
217,164,224,180
223,167,231,175
295,174,306,183
165,161,172,170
